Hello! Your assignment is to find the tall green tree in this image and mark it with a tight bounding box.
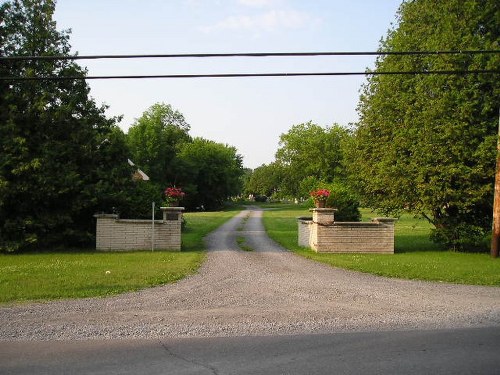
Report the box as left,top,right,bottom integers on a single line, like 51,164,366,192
244,162,285,198
0,0,132,251
176,138,244,210
275,122,350,197
350,0,500,250
126,103,191,186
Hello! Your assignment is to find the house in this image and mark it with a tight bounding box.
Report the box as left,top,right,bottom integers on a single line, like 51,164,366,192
128,159,150,181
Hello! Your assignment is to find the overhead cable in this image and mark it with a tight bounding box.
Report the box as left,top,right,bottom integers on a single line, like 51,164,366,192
1,70,499,81
1,50,499,61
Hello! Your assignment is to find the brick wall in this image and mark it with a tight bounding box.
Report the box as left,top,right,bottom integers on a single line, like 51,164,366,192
94,208,183,251
297,217,312,247
298,209,396,254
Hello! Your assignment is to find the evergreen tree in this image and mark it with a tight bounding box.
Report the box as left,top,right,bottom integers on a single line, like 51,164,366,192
0,0,132,251
350,0,500,250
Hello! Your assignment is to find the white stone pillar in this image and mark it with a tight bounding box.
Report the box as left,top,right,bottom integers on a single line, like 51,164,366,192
310,208,336,225
160,207,185,222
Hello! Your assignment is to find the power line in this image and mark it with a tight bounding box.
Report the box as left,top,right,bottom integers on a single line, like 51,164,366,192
1,70,499,81
1,50,499,61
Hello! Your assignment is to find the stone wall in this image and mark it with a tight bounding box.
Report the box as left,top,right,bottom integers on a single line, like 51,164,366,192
94,207,183,251
297,217,313,247
298,209,396,254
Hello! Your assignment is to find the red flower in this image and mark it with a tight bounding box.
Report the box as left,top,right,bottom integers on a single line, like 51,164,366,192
310,189,330,201
164,187,185,199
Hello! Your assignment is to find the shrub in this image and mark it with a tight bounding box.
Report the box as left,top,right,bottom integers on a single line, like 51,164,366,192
304,181,361,221
254,195,268,202
326,183,361,222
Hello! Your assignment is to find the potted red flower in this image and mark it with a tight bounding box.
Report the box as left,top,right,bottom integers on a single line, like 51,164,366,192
310,189,330,208
164,186,185,207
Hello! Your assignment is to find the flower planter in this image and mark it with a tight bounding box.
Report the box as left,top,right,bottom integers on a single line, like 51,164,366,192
315,200,326,208
164,187,185,208
310,189,330,209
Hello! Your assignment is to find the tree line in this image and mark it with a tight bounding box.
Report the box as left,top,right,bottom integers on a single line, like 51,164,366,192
1,0,499,252
244,0,500,251
0,0,243,252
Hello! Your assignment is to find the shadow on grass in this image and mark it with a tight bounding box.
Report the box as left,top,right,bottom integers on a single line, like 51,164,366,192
2,247,99,256
395,233,443,253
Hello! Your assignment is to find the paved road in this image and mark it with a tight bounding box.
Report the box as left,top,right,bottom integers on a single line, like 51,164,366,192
1,327,499,374
0,208,499,340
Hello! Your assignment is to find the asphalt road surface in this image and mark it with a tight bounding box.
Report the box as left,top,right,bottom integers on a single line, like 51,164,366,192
1,327,499,374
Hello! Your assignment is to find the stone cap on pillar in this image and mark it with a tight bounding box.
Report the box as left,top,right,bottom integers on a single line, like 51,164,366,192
93,213,119,219
160,207,185,222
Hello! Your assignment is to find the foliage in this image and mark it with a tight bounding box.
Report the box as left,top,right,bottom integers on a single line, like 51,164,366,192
307,181,361,221
176,138,244,210
275,122,351,196
117,180,163,220
0,0,133,252
240,168,253,196
310,189,330,202
126,102,191,186
262,205,499,286
326,182,361,222
348,0,500,250
298,176,322,198
244,162,285,198
254,195,268,202
164,186,185,205
126,104,246,211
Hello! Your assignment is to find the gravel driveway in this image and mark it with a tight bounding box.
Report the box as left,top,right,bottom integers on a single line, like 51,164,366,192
1,207,499,340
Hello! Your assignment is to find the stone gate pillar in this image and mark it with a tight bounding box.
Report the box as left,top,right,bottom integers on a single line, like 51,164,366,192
310,208,336,225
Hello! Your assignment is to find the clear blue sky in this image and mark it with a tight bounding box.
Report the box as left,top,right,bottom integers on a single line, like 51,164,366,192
53,0,402,169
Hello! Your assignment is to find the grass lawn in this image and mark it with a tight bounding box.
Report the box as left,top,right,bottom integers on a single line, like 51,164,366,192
0,209,239,304
263,204,500,286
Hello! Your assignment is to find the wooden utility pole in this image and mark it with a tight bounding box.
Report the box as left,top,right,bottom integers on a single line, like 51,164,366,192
491,108,500,258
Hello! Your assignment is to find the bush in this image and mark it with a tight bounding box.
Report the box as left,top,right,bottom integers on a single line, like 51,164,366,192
326,183,361,222
254,195,268,202
304,181,361,222
430,222,488,253
118,181,164,219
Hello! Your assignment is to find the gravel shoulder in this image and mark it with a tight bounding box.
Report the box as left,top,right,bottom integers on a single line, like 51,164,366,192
1,207,499,340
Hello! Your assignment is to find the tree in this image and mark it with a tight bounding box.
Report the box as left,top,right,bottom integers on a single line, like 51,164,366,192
0,0,133,251
176,138,244,210
126,103,191,186
349,0,500,250
244,162,285,198
275,122,350,197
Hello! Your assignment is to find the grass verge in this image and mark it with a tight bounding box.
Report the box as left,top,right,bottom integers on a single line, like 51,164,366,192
263,204,500,286
0,209,240,304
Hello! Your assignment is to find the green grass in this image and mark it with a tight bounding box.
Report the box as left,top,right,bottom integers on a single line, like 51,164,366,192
0,209,240,304
234,211,253,251
0,251,203,304
263,204,500,286
236,236,253,252
182,209,241,251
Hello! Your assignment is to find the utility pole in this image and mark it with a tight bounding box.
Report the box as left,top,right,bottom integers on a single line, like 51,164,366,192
491,108,500,258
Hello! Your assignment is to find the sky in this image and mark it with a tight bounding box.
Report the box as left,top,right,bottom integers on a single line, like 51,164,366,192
53,0,402,169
